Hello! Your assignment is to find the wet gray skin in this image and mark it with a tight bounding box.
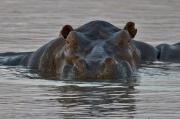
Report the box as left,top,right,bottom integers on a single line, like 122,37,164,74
61,29,138,80
156,43,180,63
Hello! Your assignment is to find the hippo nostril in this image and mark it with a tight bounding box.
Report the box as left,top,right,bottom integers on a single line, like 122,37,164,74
73,59,87,73
104,57,116,65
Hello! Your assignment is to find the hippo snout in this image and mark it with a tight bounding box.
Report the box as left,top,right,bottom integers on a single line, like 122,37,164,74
98,57,119,79
71,57,132,80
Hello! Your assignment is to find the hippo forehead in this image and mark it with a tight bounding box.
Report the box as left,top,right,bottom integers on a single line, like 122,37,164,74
64,20,133,62
68,21,127,52
66,30,131,62
75,20,120,40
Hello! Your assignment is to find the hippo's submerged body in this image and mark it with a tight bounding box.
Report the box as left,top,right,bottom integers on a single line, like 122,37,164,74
0,20,179,80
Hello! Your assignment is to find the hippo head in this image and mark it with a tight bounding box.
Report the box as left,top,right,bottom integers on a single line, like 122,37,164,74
58,22,140,80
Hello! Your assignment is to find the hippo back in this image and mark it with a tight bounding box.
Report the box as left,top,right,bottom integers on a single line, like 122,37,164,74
156,43,180,62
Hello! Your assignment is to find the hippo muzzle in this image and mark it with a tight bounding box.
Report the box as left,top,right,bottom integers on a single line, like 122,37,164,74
63,57,133,80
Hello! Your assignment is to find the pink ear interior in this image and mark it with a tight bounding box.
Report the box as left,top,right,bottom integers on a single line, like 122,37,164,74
60,25,73,39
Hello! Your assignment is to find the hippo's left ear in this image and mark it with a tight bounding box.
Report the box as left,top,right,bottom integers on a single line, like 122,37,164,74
60,25,74,39
123,22,137,38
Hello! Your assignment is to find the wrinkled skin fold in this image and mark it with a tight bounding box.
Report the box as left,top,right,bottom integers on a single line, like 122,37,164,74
0,20,180,80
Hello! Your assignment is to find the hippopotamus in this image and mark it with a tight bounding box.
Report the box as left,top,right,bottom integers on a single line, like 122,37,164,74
0,21,142,79
134,41,180,63
0,20,179,80
156,43,180,62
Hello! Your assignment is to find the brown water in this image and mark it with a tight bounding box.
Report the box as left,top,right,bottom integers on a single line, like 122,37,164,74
0,0,180,118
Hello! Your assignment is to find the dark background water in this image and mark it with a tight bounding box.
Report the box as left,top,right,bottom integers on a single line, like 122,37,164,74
0,0,180,118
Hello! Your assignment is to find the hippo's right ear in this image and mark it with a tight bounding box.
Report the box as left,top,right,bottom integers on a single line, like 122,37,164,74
123,22,137,38
60,25,74,39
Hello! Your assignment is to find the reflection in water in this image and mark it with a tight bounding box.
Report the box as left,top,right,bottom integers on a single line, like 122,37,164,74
52,81,137,118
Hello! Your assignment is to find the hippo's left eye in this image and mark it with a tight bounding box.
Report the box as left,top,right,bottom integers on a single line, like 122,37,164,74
65,39,79,49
